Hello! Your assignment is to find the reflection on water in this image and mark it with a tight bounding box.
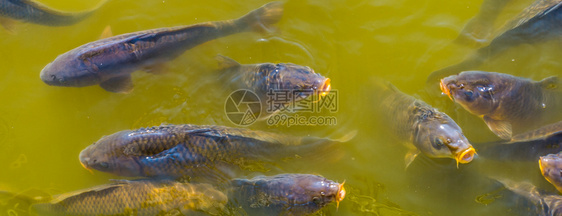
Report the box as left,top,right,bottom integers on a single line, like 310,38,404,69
1,0,562,215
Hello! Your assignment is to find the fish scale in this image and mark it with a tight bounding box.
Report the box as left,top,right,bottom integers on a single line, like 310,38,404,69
80,124,342,178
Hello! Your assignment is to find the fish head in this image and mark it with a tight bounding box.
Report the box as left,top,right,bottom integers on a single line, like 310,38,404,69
274,63,331,99
262,174,345,214
414,110,476,165
79,131,142,177
40,53,101,87
440,71,514,116
539,153,562,192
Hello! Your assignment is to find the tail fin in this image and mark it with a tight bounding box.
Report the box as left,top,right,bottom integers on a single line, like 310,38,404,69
0,189,48,216
237,1,284,33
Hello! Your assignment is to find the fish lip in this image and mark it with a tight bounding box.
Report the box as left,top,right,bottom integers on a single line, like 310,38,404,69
440,78,453,100
320,78,331,97
336,180,346,209
455,147,476,166
539,157,546,175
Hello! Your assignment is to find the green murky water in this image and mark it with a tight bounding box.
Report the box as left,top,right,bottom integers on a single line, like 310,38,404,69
1,0,561,215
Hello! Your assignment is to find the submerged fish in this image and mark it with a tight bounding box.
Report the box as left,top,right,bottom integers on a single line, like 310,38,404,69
79,124,351,178
496,178,562,216
229,174,345,216
371,80,476,167
540,152,562,193
0,0,97,27
427,0,562,84
217,55,331,116
440,71,561,139
475,122,562,161
40,2,284,93
14,180,226,216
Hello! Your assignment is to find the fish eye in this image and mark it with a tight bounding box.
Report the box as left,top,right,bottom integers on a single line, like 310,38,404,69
464,90,473,97
312,197,321,204
432,137,444,149
99,162,109,169
58,78,66,84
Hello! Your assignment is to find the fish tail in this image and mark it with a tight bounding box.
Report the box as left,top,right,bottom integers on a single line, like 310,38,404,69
236,1,284,33
0,190,43,215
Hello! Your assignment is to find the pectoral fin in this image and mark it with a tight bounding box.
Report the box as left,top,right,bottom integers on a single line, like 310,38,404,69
405,149,421,169
99,25,113,39
0,17,16,34
143,63,168,74
215,55,241,69
539,76,559,90
483,116,512,140
99,75,133,93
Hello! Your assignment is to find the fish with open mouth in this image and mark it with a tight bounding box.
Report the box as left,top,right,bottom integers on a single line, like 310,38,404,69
40,2,283,93
228,174,345,216
440,71,561,140
217,55,331,117
371,80,476,167
427,0,562,84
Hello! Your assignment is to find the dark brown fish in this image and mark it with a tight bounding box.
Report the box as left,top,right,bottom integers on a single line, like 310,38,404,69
22,180,226,216
217,55,331,116
371,80,476,167
0,0,97,27
40,2,283,93
79,124,351,178
427,0,562,84
229,174,345,216
440,71,561,139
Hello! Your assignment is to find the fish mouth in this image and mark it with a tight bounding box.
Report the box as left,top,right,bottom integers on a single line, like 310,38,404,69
80,160,95,175
336,180,346,209
455,147,476,168
320,78,331,97
439,78,453,100
539,157,546,175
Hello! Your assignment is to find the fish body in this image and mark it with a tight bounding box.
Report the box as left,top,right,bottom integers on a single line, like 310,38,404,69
30,180,227,216
474,131,562,161
496,178,562,216
40,2,284,93
372,80,476,167
228,174,345,216
217,55,331,116
79,124,342,178
0,0,93,26
440,71,561,139
427,0,562,83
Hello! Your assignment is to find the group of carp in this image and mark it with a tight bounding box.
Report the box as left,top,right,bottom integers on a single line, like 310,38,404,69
2,1,345,216
4,0,562,215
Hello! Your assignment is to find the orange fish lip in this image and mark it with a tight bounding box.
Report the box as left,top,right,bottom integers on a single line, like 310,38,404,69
539,157,546,175
320,78,331,97
336,180,346,210
455,147,476,168
80,161,95,175
440,79,453,100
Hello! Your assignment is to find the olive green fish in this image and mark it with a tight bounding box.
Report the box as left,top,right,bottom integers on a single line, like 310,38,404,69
371,80,476,167
440,71,561,140
217,55,331,117
40,2,283,93
79,124,352,178
229,174,345,216
496,178,562,216
0,0,98,28
1,180,226,216
475,122,562,161
427,0,562,84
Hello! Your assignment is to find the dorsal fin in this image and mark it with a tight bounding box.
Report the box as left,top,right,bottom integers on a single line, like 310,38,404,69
50,183,125,204
539,76,559,90
215,55,241,69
